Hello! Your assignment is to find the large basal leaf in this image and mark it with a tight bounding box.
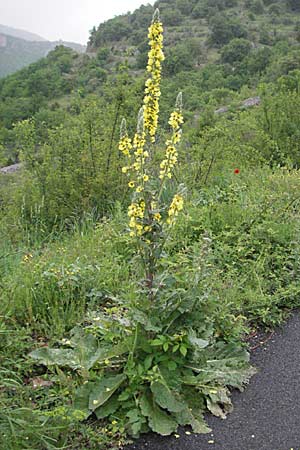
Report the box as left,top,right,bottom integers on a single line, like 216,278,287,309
185,342,256,391
94,394,119,419
140,392,177,436
188,332,209,350
175,405,211,434
206,386,233,419
89,373,126,411
151,381,185,413
29,339,130,371
73,382,94,419
29,347,82,369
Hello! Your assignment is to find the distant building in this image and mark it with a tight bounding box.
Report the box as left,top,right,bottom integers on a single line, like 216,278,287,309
0,34,7,48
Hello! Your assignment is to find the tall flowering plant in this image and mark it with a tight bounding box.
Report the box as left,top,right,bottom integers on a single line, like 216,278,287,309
119,9,184,297
30,10,255,441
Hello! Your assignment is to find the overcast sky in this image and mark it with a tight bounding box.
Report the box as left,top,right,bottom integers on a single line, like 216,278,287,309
0,0,155,44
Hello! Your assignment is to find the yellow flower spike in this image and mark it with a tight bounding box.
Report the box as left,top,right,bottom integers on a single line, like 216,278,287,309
143,10,164,142
120,12,184,240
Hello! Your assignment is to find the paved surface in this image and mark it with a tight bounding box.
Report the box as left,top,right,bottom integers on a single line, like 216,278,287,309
127,313,300,450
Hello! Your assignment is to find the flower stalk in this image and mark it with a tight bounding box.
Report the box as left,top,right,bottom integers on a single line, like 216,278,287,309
119,9,184,299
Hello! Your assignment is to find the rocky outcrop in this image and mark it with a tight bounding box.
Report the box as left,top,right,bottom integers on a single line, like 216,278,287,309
0,163,22,174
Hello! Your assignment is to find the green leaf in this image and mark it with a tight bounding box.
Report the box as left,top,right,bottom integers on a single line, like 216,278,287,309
180,345,187,357
89,373,126,411
151,381,185,413
175,406,211,434
206,387,233,419
73,382,94,419
151,339,163,346
30,340,130,371
188,333,209,350
94,395,119,419
163,342,169,352
29,348,82,369
140,392,177,436
144,355,153,370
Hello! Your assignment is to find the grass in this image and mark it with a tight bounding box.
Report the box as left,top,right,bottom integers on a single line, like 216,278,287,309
1,165,300,448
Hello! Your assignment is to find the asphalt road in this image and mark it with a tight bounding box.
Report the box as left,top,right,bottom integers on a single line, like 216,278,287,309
127,313,300,450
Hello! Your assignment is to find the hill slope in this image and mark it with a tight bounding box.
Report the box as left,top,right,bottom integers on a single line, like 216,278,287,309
0,24,46,41
0,24,86,78
0,0,300,162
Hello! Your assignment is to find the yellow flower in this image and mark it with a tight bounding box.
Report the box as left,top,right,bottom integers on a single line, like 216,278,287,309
154,212,161,221
167,194,184,225
128,181,135,188
143,174,149,182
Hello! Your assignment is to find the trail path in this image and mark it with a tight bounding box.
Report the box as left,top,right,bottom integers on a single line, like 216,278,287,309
127,313,300,450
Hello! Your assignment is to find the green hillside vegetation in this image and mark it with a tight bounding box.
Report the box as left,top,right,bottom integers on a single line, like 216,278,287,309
0,1,300,448
0,31,85,79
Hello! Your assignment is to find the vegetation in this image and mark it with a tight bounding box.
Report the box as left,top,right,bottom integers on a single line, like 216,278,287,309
0,28,85,79
0,0,300,448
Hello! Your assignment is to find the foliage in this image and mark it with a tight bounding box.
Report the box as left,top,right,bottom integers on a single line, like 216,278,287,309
221,38,252,65
28,11,256,440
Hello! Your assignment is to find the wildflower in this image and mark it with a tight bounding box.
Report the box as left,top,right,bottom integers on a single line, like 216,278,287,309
234,168,240,174
143,10,165,142
167,194,184,225
128,181,135,188
23,253,33,263
159,93,183,181
119,119,133,157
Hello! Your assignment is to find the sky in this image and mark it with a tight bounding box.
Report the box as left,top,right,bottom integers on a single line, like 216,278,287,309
0,0,155,44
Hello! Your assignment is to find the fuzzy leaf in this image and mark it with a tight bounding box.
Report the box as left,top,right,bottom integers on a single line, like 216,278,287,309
73,382,94,419
89,373,126,411
29,348,82,369
207,398,227,419
94,395,119,419
29,340,130,371
188,333,209,350
206,387,233,419
175,406,211,434
151,381,185,413
140,393,177,436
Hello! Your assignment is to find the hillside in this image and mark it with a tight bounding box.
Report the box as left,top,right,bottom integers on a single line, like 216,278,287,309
0,25,86,78
0,0,299,163
1,2,300,449
0,24,46,41
88,0,300,71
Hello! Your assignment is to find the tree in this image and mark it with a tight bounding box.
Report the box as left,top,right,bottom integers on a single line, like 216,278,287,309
221,38,252,65
209,15,248,46
287,0,300,12
295,22,300,43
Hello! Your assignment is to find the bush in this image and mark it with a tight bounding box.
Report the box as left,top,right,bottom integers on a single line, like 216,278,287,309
209,14,248,46
221,38,252,65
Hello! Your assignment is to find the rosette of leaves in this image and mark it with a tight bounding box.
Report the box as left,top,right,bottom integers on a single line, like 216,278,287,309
30,316,255,437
